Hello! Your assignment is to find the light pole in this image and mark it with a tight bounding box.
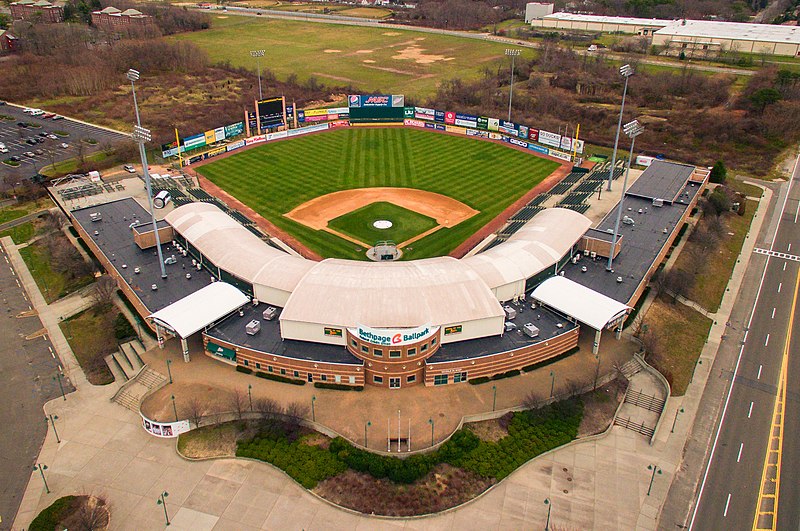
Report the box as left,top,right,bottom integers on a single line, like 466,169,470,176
248,384,253,411
492,384,497,412
690,359,703,384
46,414,60,443
311,395,316,422
607,119,644,272
606,64,634,192
170,394,178,422
250,49,265,100
156,491,170,526
34,463,50,494
53,372,66,401
505,49,521,123
428,418,434,447
594,353,601,389
544,498,551,531
166,358,173,384
671,407,685,433
647,464,662,495
365,420,371,447
127,68,166,279
549,370,555,398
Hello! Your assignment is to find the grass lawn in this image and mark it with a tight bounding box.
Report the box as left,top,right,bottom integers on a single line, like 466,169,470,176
60,306,115,385
675,200,758,312
178,422,240,458
726,178,764,199
40,150,108,178
642,295,713,396
0,221,35,244
197,127,559,259
0,197,50,224
328,201,438,244
19,237,94,303
170,15,536,98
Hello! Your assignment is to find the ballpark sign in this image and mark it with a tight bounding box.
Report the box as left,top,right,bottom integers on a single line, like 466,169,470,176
349,95,404,108
351,324,439,347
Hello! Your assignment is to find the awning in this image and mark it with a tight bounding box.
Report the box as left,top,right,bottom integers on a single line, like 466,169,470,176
531,276,630,330
149,282,250,338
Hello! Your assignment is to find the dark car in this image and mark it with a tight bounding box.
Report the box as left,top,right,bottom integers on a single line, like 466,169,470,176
9,155,20,162
17,122,29,128
26,138,37,145
36,137,45,143
38,131,49,137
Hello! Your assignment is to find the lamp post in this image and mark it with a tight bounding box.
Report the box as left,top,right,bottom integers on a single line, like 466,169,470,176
311,395,316,422
606,64,634,192
156,491,170,526
594,353,601,389
690,359,703,384
365,420,371,447
671,407,685,433
428,418,434,447
127,69,166,279
53,372,66,401
170,394,178,422
647,464,662,495
166,358,173,384
34,463,50,494
492,384,497,412
505,49,521,123
549,370,555,398
544,498,551,531
250,50,265,100
607,119,644,272
46,414,60,443
248,384,253,411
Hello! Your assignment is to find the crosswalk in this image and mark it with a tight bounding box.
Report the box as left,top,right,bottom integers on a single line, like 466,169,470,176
753,248,800,262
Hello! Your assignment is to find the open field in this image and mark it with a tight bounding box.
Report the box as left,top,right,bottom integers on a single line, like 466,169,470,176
196,127,559,260
169,15,535,98
328,201,438,246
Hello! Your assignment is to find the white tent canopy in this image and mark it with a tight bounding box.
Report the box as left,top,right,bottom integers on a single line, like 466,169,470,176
531,276,629,331
149,282,250,338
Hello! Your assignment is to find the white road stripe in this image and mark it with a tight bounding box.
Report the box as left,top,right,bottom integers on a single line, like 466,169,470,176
765,334,770,346
785,263,788,271
724,493,732,517
748,402,754,418
772,307,776,319
795,200,799,223
779,283,783,293
737,443,744,463
757,365,763,379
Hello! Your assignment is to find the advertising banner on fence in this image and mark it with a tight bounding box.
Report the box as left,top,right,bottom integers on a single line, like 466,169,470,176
509,137,528,149
286,123,329,137
213,127,226,142
415,107,436,121
404,119,426,128
266,130,288,141
445,125,466,135
466,129,488,138
348,94,404,108
538,130,561,148
434,110,446,123
489,132,502,140
226,139,245,151
204,130,216,145
477,117,489,130
528,128,539,142
224,121,244,138
455,113,478,128
499,121,518,137
487,118,500,131
245,134,266,145
330,120,350,128
183,134,206,150
206,146,226,158
161,145,180,158
444,111,456,125
549,149,572,162
404,107,415,118
142,415,190,438
528,143,549,154
518,125,529,139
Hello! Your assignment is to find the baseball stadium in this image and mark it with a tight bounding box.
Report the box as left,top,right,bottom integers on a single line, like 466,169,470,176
57,95,709,391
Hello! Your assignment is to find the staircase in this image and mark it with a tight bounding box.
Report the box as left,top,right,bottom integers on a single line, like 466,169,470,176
105,340,145,382
623,388,665,413
619,358,643,380
111,366,168,412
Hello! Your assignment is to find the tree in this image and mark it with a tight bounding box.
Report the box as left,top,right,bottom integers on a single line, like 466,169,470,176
228,389,247,420
749,87,782,113
709,160,727,184
0,13,10,29
183,396,205,428
708,187,732,215
254,397,280,421
91,275,117,307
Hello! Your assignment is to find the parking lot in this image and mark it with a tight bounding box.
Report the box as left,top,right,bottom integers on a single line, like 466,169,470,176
0,102,128,179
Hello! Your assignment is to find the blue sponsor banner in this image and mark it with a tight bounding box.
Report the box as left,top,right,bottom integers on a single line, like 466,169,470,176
455,113,478,128
224,122,244,139
434,110,446,123
424,122,437,129
498,124,518,137
348,94,394,107
527,143,549,154
509,138,528,149
434,124,446,131
518,125,529,139
297,110,306,123
226,139,245,152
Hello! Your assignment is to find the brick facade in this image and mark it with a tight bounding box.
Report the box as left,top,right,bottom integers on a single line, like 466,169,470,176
10,0,64,23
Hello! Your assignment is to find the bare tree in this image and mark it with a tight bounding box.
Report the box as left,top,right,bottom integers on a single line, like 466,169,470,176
41,210,66,234
91,275,117,308
228,389,247,420
639,326,660,359
183,396,205,428
284,401,309,421
523,389,544,410
254,397,280,421
662,268,694,303
61,494,109,531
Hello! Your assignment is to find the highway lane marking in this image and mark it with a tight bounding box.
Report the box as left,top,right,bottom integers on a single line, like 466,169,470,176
738,443,744,462
765,334,770,346
772,308,776,319
789,244,793,253
778,283,782,293
753,248,800,262
784,263,787,271
795,201,799,223
751,269,799,531
757,365,763,379
749,402,754,418
725,493,732,517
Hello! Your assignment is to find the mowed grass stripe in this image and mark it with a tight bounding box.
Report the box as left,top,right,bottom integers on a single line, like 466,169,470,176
197,128,559,260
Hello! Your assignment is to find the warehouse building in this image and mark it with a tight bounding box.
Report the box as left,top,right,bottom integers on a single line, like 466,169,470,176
652,19,800,57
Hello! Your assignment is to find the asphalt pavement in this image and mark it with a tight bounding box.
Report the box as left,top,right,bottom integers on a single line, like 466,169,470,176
0,103,127,179
0,239,75,530
687,161,800,530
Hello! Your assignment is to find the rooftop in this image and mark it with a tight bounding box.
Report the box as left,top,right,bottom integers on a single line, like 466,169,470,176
656,18,800,43
626,159,697,203
542,12,672,27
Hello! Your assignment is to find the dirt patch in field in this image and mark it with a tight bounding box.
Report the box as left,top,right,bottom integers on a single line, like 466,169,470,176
362,60,376,64
312,72,360,83
323,49,342,53
285,187,478,244
466,414,511,442
355,49,373,54
382,31,401,36
392,45,455,64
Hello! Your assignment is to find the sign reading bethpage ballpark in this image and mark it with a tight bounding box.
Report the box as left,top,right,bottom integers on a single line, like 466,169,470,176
351,324,439,347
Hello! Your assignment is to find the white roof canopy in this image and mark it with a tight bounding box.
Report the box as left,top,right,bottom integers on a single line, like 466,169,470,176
531,276,629,330
149,282,250,338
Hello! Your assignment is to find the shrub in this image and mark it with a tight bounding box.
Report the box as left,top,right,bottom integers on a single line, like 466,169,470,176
29,495,78,531
236,365,253,374
491,369,521,381
469,376,491,385
113,312,136,340
237,434,346,488
255,371,305,385
709,160,727,184
313,382,363,391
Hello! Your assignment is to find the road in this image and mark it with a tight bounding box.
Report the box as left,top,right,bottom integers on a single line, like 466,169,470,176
0,240,75,530
689,160,800,530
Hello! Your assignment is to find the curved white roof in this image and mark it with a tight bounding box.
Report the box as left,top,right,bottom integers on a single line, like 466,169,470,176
280,257,504,328
531,276,629,330
462,208,592,290
149,282,250,338
165,202,314,293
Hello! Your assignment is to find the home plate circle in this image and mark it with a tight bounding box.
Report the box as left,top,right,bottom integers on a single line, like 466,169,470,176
373,220,393,229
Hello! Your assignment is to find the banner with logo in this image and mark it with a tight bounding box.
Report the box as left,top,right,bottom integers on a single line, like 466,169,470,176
245,134,266,146
350,324,438,347
466,129,489,138
226,139,245,152
415,107,436,121
183,134,206,150
549,149,572,162
487,118,500,132
527,143,549,154
455,113,478,128
477,117,489,130
528,128,539,142
538,130,561,148
445,125,466,135
444,111,456,125
348,94,404,108
404,107,415,118
224,121,244,138
434,110,446,123
404,119,426,128
509,137,528,149
518,125,529,139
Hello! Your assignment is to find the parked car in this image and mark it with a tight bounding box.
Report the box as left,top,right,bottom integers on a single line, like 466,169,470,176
48,134,58,140
35,137,45,144
0,147,8,154
29,109,44,116
42,112,55,118
38,131,49,137
17,122,28,128
35,149,44,155
9,155,20,162
123,165,136,173
22,108,33,114
60,143,69,149
25,138,37,145
51,115,64,120
24,151,35,157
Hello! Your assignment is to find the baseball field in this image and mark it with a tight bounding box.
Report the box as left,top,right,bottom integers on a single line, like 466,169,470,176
195,127,560,260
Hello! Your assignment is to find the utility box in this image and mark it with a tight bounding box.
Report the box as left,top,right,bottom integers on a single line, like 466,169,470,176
523,323,540,338
262,307,277,321
504,321,517,332
245,319,261,335
89,212,102,222
503,305,517,320
154,190,171,209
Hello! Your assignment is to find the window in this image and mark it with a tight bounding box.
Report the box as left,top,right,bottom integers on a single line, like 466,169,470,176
255,362,261,370
361,345,369,353
454,371,468,383
407,374,416,383
432,337,438,346
407,348,416,357
243,359,249,366
349,376,356,384
421,343,428,353
293,370,299,378
351,339,357,348
374,349,383,357
434,374,448,386
390,350,401,358
280,368,286,375
307,373,313,382
321,374,327,381
335,375,341,383
373,375,384,384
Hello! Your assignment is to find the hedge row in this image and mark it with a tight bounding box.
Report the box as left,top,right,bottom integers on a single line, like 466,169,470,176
237,435,346,488
255,371,306,385
469,368,521,385
313,382,363,391
236,365,253,374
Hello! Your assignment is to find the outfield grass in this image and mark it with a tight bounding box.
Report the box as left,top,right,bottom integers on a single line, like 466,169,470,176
170,15,536,98
328,201,438,245
197,128,559,260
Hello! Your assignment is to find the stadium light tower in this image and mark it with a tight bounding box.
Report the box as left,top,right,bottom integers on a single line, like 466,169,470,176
250,49,266,100
606,64,635,192
505,49,521,122
127,68,167,279
607,119,644,272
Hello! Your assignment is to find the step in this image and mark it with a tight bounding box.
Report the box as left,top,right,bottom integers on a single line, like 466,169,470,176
123,341,145,369
624,389,665,413
620,358,642,379
104,354,128,383
112,350,136,380
137,368,166,389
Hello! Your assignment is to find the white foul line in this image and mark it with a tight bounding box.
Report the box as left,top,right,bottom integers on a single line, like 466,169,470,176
779,283,782,293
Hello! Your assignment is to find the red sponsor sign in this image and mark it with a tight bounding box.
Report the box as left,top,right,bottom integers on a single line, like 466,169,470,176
444,112,456,125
